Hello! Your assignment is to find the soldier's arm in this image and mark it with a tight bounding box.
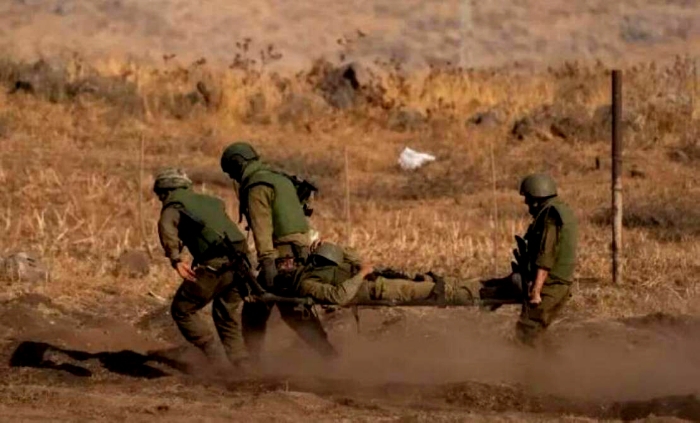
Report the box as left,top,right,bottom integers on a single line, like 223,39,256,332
247,185,277,261
158,206,183,268
298,273,366,306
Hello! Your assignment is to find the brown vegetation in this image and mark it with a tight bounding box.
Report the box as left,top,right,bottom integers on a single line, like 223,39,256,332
1,37,700,421
1,50,699,319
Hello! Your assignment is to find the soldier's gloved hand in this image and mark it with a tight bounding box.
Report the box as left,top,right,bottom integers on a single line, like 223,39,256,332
260,258,278,289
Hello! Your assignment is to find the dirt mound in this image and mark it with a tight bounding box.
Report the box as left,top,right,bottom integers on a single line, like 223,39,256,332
621,312,700,332
0,293,163,357
441,381,700,421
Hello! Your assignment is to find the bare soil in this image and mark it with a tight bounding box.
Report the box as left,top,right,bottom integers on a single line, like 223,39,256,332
2,294,700,422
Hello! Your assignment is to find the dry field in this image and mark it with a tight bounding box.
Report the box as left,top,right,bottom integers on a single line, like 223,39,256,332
2,0,700,421
2,0,700,69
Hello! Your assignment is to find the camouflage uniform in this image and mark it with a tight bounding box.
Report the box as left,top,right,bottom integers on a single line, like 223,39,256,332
221,142,336,360
516,174,578,345
294,243,474,306
479,174,578,346
515,196,578,345
155,169,251,367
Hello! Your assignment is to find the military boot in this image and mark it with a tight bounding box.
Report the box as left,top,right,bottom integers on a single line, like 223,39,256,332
228,356,258,377
199,340,233,371
426,271,446,307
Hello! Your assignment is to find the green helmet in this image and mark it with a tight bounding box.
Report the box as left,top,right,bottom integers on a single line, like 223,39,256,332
220,142,259,181
153,168,192,193
519,173,557,198
312,243,344,265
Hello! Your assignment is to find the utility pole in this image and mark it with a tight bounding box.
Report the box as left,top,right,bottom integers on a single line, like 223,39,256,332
611,70,623,284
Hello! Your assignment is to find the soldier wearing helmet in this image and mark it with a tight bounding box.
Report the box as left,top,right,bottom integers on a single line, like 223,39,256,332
482,173,578,345
293,242,474,307
220,142,336,360
153,168,252,370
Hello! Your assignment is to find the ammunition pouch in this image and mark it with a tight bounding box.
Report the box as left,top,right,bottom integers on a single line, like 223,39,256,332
194,238,248,268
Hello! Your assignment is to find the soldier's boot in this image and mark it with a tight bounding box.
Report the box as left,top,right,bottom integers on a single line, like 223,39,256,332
515,321,543,348
199,339,233,371
427,271,446,307
221,341,257,377
480,273,522,311
228,355,258,377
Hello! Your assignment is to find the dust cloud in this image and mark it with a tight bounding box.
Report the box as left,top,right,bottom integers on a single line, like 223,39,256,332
261,307,700,404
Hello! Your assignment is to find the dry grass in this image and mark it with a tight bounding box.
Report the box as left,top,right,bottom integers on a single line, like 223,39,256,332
1,51,700,320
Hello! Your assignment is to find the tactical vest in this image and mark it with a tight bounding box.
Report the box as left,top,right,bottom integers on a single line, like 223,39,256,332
239,161,310,238
293,259,355,291
524,198,578,283
163,189,246,262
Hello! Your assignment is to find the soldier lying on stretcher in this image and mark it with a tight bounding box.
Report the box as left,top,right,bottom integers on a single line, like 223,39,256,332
282,242,476,306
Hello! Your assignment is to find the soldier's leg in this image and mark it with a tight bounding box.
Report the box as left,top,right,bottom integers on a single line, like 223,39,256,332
241,301,273,361
515,282,571,346
212,281,247,367
170,268,220,356
277,303,338,358
370,277,435,302
446,280,476,305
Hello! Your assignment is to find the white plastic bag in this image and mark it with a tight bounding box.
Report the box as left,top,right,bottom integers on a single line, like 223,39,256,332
398,147,436,170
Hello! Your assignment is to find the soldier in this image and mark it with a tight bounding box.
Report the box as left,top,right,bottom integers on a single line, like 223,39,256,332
481,173,578,346
293,242,475,307
153,168,252,370
220,142,337,360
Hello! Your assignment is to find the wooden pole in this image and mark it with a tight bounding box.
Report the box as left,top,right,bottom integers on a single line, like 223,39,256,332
612,70,623,284
693,57,698,120
138,134,153,258
489,140,498,274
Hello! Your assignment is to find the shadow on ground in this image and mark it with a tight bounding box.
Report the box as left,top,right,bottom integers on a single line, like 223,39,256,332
9,341,192,379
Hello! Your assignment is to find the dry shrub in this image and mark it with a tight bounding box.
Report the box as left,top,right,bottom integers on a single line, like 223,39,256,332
592,197,700,242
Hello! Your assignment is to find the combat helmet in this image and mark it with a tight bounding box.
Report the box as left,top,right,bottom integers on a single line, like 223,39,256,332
519,173,557,199
311,242,344,266
153,168,192,193
220,141,259,181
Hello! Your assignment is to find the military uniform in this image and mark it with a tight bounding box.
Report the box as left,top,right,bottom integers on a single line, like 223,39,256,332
478,174,578,345
294,243,474,306
516,197,578,344
221,142,336,359
156,177,251,366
